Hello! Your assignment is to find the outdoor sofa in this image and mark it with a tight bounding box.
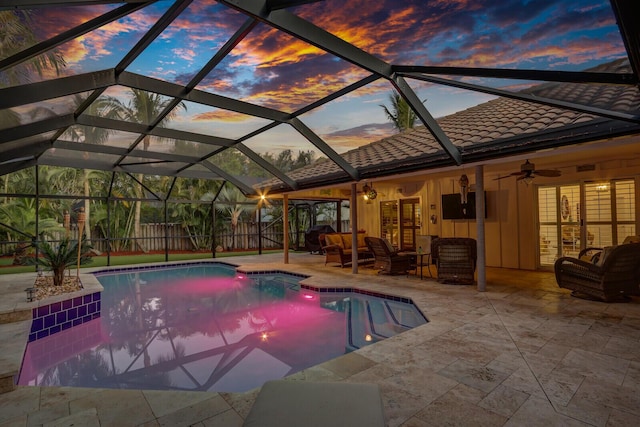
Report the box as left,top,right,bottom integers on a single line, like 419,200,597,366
320,231,372,267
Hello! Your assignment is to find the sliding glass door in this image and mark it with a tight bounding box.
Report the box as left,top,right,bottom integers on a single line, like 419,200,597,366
537,179,636,267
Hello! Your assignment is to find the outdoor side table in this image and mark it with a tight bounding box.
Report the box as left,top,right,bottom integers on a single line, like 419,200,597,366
399,251,432,279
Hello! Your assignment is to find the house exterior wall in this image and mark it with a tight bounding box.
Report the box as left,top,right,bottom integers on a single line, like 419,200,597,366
351,152,640,271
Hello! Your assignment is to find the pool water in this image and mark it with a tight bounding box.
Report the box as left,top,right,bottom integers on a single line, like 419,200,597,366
19,263,427,392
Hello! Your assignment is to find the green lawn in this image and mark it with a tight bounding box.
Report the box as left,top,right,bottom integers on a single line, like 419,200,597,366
0,250,284,275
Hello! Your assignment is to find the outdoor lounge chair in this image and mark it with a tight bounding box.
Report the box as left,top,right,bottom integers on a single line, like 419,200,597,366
555,242,640,302
364,236,412,275
431,237,477,284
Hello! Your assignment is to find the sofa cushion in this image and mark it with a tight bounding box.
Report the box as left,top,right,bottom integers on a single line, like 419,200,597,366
595,245,616,267
382,238,395,253
357,233,367,249
326,234,343,248
341,234,352,250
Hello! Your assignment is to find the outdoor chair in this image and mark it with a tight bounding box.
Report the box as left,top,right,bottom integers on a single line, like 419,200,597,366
555,242,640,302
364,236,412,275
431,237,477,284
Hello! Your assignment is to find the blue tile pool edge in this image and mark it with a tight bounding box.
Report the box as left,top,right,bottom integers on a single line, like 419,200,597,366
29,292,101,342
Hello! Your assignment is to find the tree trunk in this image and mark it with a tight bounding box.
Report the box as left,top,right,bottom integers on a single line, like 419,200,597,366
134,173,147,253
53,267,65,287
83,170,92,245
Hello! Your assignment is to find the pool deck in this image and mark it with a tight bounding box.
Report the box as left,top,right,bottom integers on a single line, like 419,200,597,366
1,252,640,426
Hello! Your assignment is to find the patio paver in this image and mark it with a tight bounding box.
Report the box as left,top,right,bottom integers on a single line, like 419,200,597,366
2,252,640,426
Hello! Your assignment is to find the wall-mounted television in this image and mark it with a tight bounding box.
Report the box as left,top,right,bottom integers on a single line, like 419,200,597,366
441,192,487,220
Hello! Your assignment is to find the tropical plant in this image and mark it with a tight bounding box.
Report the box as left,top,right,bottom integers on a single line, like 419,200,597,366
23,238,93,286
169,178,220,250
215,185,256,250
380,91,424,132
0,10,66,87
65,94,127,244
121,89,186,252
0,196,63,263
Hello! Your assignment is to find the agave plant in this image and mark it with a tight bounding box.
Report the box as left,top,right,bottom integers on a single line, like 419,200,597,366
24,238,93,286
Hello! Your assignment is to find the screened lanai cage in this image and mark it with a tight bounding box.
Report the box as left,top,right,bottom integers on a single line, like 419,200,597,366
2,1,640,268
0,166,355,266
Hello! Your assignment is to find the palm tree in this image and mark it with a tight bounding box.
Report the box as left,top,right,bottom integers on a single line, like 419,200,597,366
67,94,126,244
215,185,255,251
24,238,92,286
1,10,66,140
0,197,62,264
169,178,220,250
121,89,186,252
380,91,423,132
0,10,65,87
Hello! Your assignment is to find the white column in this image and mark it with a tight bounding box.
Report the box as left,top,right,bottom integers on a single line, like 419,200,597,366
476,165,486,292
351,182,358,274
283,194,289,264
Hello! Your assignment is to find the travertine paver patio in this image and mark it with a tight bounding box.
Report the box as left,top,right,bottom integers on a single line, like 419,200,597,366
1,252,640,426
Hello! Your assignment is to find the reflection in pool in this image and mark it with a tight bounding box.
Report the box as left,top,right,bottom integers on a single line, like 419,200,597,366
19,263,427,392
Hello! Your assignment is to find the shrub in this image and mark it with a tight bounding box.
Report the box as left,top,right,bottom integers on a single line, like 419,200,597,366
23,238,93,286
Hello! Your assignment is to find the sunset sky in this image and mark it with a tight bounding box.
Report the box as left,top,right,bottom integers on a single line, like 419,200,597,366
23,0,627,156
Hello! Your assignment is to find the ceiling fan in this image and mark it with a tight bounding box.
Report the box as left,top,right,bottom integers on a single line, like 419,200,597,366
494,160,561,182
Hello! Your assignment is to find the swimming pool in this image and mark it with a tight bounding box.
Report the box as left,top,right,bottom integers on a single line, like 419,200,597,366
19,262,427,392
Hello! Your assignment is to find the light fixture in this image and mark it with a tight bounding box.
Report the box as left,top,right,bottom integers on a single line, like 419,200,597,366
522,175,534,185
459,174,469,204
362,183,377,200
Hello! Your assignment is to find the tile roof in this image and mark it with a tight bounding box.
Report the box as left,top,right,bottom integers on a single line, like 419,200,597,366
273,59,640,191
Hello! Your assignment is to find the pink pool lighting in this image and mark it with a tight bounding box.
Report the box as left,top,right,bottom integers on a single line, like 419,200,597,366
19,263,426,393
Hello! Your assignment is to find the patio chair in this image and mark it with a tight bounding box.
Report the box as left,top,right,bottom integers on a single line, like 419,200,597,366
431,237,477,284
364,236,412,275
555,243,640,302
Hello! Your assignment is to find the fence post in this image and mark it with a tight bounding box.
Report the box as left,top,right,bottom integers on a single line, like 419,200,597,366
164,201,169,262
258,207,262,254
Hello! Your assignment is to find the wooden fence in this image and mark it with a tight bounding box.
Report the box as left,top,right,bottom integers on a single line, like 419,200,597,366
1,222,286,255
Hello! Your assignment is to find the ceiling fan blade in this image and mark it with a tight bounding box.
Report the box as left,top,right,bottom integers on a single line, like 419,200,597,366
494,171,525,180
516,174,529,181
534,169,561,177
